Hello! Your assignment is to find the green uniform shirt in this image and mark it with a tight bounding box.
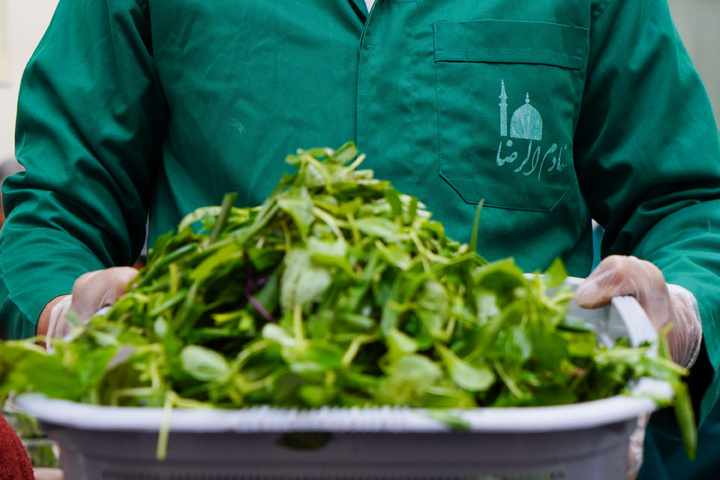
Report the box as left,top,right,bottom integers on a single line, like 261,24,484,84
2,1,720,477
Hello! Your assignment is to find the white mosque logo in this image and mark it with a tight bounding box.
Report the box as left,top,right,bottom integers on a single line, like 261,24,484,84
499,79,542,141
495,79,567,180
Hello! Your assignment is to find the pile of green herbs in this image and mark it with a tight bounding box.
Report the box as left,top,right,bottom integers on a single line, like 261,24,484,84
0,143,695,457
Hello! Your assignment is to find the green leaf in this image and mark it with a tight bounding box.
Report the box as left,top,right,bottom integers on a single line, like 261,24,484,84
209,193,238,243
375,241,413,270
375,355,442,406
0,342,83,401
469,200,484,253
262,324,296,347
384,188,403,218
672,380,697,460
543,257,568,289
331,141,359,165
561,329,597,358
277,187,315,240
385,328,419,363
425,410,471,431
436,344,495,392
180,346,230,382
299,384,335,408
280,248,332,310
355,217,401,239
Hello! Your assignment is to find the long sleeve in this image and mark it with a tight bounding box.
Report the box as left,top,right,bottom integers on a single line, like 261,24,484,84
0,0,167,339
577,0,720,425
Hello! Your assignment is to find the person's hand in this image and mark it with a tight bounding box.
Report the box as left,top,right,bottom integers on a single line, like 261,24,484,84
625,412,649,480
68,267,139,321
33,468,65,480
575,255,703,479
39,267,139,340
575,255,702,368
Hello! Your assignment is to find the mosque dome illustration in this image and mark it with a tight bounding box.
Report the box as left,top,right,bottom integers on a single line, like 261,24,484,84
499,81,543,141
510,93,542,141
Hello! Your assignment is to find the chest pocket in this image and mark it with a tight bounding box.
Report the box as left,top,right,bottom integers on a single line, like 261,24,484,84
434,19,588,212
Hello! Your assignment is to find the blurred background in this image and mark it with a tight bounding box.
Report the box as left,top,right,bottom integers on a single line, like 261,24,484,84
0,0,718,164
0,0,58,164
668,0,720,123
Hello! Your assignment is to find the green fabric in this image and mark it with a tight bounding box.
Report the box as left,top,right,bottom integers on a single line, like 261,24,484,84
2,0,720,476
640,402,720,480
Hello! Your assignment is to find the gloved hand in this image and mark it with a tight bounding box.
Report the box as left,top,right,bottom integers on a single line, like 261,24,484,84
624,412,650,480
575,255,703,479
575,255,702,369
44,267,139,340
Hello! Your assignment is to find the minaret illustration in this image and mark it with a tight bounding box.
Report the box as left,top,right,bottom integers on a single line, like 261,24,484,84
499,80,508,137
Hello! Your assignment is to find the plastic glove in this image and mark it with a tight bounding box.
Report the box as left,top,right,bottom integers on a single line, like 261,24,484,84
626,413,649,480
575,255,702,479
46,267,139,340
575,255,702,369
